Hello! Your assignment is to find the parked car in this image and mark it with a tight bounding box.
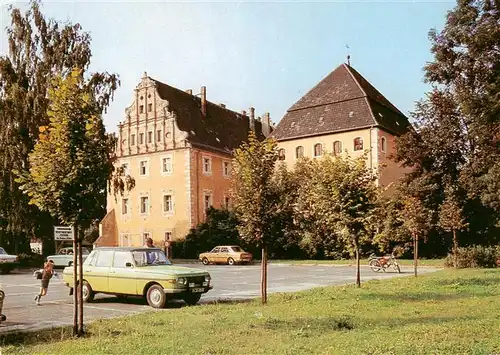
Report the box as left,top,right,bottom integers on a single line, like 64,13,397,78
47,247,90,267
62,247,212,308
0,247,19,274
199,245,253,266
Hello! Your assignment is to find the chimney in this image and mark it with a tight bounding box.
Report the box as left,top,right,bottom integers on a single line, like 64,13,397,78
219,103,226,108
262,112,271,137
200,86,207,118
186,89,192,95
249,107,255,132
241,110,247,117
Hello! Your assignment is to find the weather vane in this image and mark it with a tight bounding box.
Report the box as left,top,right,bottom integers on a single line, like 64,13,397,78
345,44,351,66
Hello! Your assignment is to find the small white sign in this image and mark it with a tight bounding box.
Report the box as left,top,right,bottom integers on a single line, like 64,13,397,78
54,226,74,241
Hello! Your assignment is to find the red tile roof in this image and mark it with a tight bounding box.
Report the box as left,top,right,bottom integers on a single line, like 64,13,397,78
153,80,265,153
272,63,411,141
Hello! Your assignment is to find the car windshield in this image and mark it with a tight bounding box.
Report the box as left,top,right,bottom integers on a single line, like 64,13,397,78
231,246,242,252
132,250,171,266
0,247,6,254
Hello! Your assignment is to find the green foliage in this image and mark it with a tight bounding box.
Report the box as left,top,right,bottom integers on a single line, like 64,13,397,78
173,208,252,259
0,0,120,250
15,69,133,232
444,245,500,269
294,154,379,258
231,131,280,247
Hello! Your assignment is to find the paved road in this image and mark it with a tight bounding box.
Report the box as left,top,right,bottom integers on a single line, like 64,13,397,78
0,263,440,334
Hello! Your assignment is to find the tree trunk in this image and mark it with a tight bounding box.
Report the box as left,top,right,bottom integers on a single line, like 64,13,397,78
355,240,361,288
72,228,78,336
452,229,458,268
261,246,268,304
77,232,84,336
413,232,418,277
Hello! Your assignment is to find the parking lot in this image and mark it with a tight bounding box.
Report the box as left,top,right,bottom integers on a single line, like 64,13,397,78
0,263,440,334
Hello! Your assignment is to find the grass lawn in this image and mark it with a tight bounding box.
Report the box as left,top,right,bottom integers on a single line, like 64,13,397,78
270,258,446,267
3,269,499,355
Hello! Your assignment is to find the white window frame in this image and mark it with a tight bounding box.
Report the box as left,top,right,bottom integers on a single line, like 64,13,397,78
162,194,174,215
139,159,149,177
295,146,304,159
120,233,132,247
161,154,173,176
121,198,130,216
222,161,231,178
202,156,212,176
354,137,364,151
140,195,150,215
333,141,343,156
278,148,286,161
121,162,130,176
203,191,213,214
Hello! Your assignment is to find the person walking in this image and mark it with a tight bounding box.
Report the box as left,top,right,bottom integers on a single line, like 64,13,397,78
34,260,57,305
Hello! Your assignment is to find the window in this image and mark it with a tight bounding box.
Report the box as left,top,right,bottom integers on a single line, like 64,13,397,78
140,196,149,214
139,133,144,145
224,196,231,209
95,250,113,267
204,193,212,213
131,134,136,146
86,251,98,266
139,161,148,176
314,143,323,157
354,137,363,151
120,234,131,247
139,105,144,114
381,137,387,153
113,251,133,268
148,131,152,144
163,195,173,213
223,161,230,177
333,141,342,156
210,247,220,253
121,198,129,215
278,149,285,160
164,231,172,241
296,146,304,159
203,157,212,174
121,163,129,176
148,103,152,112
162,156,172,174
156,130,162,142
220,247,229,253
142,232,150,243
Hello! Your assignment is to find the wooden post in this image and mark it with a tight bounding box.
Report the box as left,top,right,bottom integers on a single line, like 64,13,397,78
414,233,418,277
77,231,84,336
261,245,267,304
72,228,78,336
355,241,361,287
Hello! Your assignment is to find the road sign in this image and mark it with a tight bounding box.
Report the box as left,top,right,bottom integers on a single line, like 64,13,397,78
54,226,74,241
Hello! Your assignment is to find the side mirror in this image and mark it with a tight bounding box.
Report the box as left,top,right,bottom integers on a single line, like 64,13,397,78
125,262,133,268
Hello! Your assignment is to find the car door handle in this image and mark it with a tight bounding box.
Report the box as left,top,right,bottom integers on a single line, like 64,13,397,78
109,270,115,273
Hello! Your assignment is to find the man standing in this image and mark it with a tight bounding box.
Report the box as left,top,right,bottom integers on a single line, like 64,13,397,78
145,237,154,248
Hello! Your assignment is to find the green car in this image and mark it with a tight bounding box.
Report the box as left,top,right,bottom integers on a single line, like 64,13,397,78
62,247,212,308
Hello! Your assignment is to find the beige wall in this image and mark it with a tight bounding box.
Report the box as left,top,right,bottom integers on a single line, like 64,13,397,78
277,128,409,190
277,128,373,167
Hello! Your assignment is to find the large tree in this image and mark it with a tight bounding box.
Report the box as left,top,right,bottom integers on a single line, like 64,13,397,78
0,0,119,252
394,0,500,250
295,154,378,287
15,69,133,336
231,132,280,304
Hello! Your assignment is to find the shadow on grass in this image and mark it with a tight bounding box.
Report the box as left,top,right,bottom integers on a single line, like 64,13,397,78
257,316,355,332
361,290,475,302
431,276,500,288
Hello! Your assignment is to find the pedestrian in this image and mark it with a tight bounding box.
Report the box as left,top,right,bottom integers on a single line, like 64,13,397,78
34,260,57,305
145,237,155,248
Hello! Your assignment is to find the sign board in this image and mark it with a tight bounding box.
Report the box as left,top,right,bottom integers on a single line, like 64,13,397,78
54,226,74,241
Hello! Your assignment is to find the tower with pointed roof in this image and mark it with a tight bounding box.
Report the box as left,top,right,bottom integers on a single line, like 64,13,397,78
271,63,412,188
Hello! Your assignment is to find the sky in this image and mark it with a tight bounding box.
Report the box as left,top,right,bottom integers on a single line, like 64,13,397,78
0,0,456,133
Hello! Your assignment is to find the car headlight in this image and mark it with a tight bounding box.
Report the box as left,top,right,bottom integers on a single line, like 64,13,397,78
177,277,187,285
204,275,211,282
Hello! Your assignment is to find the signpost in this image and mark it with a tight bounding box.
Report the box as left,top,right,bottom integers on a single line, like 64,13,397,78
54,225,80,336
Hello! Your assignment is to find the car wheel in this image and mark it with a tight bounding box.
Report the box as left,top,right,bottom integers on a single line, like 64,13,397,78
81,281,95,302
202,257,209,266
183,293,202,306
369,259,382,273
227,258,235,266
146,284,166,309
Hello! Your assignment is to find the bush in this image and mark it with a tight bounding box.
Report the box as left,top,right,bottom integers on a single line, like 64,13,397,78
444,245,500,268
17,252,45,268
